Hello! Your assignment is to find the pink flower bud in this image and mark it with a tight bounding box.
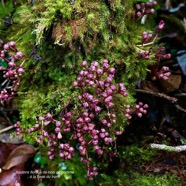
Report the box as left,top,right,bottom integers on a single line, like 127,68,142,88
82,112,89,117
87,73,93,79
46,113,52,119
95,106,101,113
152,1,157,6
137,11,142,17
97,69,103,75
94,146,99,151
89,81,94,86
9,41,16,47
105,76,112,83
165,53,171,59
79,70,84,77
137,113,142,117
158,20,165,31
76,118,83,123
88,123,95,130
84,117,91,123
92,140,98,145
150,9,155,14
97,149,103,155
83,102,89,108
77,76,83,82
8,62,15,67
16,51,23,58
110,84,116,90
99,133,105,138
55,127,60,133
107,102,114,108
66,112,72,118
91,61,99,67
103,62,109,70
59,153,65,158
138,102,143,106
109,68,115,74
89,113,95,118
81,61,87,67
115,131,122,135
102,120,107,125
73,81,78,86
105,96,112,103
162,66,169,71
90,65,96,72
136,4,141,10
18,67,24,75
4,44,9,50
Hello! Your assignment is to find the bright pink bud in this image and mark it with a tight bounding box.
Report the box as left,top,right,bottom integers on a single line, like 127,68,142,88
18,67,24,75
97,149,103,155
115,131,122,135
83,102,89,108
137,113,142,117
136,4,141,10
137,11,142,17
16,51,23,58
9,41,16,47
81,61,87,67
57,132,62,139
4,44,9,50
8,62,15,67
73,81,78,86
97,69,103,75
109,68,115,74
95,106,101,112
158,20,165,31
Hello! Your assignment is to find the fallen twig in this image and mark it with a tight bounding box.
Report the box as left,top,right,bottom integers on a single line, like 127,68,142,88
175,104,186,113
150,143,186,152
136,89,178,103
136,89,186,113
0,126,14,134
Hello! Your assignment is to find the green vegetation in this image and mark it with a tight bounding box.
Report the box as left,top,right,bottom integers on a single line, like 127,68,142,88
0,0,183,185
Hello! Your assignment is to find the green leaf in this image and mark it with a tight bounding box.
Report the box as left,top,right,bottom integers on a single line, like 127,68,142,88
0,59,8,68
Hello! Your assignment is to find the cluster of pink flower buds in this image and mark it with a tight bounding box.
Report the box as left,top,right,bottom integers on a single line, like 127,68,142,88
125,102,149,119
14,121,23,135
136,1,157,18
156,66,171,80
155,46,171,61
14,112,74,160
59,143,75,160
138,20,171,80
141,31,153,45
157,20,165,32
0,41,25,102
86,166,98,180
72,60,130,179
139,50,151,60
14,60,149,180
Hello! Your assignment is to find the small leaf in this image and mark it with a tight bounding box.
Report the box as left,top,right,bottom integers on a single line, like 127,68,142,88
0,59,8,68
2,144,35,170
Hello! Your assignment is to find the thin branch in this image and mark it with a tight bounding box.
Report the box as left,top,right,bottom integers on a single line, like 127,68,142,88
136,89,178,103
174,93,186,97
175,104,186,113
0,126,14,134
136,89,186,113
150,143,186,152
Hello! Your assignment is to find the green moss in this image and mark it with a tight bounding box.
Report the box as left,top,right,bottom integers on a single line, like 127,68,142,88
99,172,182,186
0,1,173,184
